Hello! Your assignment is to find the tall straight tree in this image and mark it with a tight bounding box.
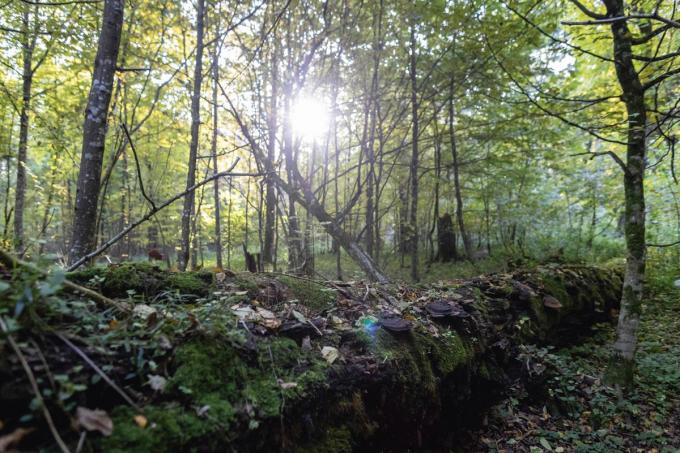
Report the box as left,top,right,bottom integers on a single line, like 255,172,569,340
68,0,124,264
448,79,473,259
408,14,419,282
263,41,278,268
13,5,36,254
210,14,223,270
599,0,648,388
179,0,205,271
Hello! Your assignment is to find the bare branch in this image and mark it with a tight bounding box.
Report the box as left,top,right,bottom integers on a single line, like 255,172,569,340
567,0,606,19
647,239,680,247
65,160,262,271
643,66,680,90
563,14,680,28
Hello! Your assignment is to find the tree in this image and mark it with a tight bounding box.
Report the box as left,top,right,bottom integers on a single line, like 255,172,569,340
68,0,125,264
179,0,205,271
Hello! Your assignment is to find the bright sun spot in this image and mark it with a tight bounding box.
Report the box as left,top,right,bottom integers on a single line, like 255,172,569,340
291,96,329,141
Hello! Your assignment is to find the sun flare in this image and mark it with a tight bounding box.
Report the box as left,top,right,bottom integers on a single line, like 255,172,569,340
290,96,329,141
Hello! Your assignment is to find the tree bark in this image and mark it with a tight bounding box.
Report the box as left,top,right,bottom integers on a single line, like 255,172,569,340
210,31,223,270
68,0,124,264
448,81,473,260
13,6,36,254
408,20,419,281
179,0,205,271
603,0,648,390
364,0,382,258
263,45,278,268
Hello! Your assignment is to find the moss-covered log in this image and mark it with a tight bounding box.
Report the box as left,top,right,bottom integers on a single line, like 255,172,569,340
94,264,621,452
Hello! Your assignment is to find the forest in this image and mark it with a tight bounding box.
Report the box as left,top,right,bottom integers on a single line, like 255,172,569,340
0,0,679,451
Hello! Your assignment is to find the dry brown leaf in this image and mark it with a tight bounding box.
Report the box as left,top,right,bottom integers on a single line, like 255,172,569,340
76,406,113,436
0,427,34,452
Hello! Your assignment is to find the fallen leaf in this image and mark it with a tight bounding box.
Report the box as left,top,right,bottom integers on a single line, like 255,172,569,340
0,427,33,452
134,415,148,429
321,346,339,364
133,304,157,321
292,310,307,323
108,318,119,330
255,307,277,319
148,374,167,392
76,406,113,436
301,336,312,351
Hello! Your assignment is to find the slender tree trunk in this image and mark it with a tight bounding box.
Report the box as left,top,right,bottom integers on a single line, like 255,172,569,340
429,106,441,264
408,20,419,282
14,6,36,254
448,81,473,260
3,113,15,243
263,47,278,268
283,89,302,272
211,37,223,269
303,142,316,276
68,0,124,264
179,0,205,271
604,0,648,390
364,0,382,258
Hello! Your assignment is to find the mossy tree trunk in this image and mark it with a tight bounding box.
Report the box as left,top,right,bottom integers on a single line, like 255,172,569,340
601,0,647,390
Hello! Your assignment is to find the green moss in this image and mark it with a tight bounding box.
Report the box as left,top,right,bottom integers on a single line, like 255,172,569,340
370,328,472,399
103,404,222,453
540,274,571,309
295,426,353,453
277,275,337,311
68,262,213,298
167,270,213,295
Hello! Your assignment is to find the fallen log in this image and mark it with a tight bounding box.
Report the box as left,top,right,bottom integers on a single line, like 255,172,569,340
97,264,621,452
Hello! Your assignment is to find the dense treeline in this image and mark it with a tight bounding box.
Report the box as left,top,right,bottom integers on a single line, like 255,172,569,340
1,0,679,387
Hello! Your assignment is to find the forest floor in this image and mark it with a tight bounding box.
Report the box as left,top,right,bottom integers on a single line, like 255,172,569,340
464,286,680,452
0,254,677,452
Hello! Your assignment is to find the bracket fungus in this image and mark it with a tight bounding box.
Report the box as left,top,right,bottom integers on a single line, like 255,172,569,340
379,314,414,332
543,295,563,309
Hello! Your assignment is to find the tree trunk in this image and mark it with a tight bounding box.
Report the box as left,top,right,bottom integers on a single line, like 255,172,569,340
179,0,205,271
13,6,36,254
448,81,473,260
210,36,223,269
408,21,419,282
68,0,124,264
603,0,648,390
263,46,278,268
437,213,457,262
283,91,303,272
364,0,382,258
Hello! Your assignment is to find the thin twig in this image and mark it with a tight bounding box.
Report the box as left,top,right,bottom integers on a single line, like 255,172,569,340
647,240,680,248
56,332,143,412
67,160,267,271
0,317,71,453
120,122,156,210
